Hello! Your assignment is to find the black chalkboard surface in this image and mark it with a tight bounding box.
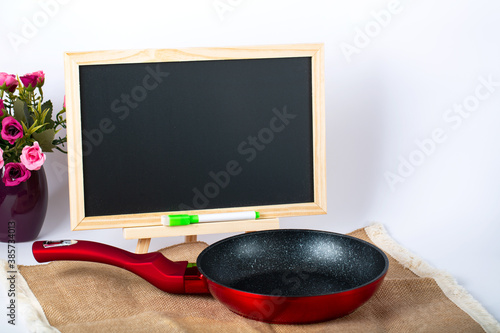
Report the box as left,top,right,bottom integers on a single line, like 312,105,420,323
65,45,326,230
79,57,313,217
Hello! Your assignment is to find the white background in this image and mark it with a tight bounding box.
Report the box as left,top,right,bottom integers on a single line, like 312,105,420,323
1,0,499,331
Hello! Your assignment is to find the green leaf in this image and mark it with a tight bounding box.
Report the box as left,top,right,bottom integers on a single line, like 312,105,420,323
20,121,29,134
25,106,33,127
41,100,54,129
14,99,34,127
13,99,27,124
28,124,45,136
41,100,53,113
33,129,56,152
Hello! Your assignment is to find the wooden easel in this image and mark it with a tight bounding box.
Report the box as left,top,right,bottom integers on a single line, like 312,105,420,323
65,44,326,249
123,218,280,253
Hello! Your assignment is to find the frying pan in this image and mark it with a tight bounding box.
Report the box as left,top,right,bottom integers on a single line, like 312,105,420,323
33,229,388,324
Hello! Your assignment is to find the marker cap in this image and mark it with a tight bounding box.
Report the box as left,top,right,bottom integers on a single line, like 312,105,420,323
164,215,199,226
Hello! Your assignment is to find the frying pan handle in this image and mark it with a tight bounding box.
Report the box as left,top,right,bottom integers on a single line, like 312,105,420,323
32,240,207,294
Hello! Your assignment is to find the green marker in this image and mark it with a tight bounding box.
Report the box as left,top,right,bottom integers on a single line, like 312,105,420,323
162,211,260,226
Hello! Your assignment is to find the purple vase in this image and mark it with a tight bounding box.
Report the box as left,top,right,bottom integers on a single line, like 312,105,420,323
0,167,48,243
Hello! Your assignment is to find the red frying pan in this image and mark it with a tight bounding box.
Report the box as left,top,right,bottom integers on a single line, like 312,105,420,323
33,229,388,324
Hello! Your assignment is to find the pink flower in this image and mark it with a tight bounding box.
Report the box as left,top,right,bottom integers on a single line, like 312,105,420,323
0,99,5,117
33,70,45,87
20,141,46,171
20,71,44,90
1,116,24,144
20,72,39,91
2,162,31,186
0,147,4,169
63,95,66,109
0,72,18,93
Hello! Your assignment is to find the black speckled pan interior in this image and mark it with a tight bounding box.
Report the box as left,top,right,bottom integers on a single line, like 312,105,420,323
197,229,389,297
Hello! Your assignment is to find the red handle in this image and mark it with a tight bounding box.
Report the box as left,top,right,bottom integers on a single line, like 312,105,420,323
32,240,208,294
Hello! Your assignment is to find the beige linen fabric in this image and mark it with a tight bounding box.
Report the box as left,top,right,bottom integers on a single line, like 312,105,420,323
13,226,498,332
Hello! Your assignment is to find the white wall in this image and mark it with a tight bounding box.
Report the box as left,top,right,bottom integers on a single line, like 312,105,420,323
1,0,499,328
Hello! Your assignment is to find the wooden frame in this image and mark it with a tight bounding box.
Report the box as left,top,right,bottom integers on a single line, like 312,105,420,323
65,44,326,231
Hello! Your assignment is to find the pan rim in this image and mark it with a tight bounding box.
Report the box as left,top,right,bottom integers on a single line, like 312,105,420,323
196,228,389,298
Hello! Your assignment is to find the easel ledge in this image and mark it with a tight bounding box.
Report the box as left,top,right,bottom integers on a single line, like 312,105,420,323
123,218,280,253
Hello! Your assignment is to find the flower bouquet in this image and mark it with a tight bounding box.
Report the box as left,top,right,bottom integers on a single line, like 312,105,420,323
0,71,66,186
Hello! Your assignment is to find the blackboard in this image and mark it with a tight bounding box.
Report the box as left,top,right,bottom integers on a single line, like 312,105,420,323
65,45,326,230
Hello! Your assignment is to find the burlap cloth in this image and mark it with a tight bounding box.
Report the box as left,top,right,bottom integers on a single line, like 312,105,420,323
9,224,500,332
